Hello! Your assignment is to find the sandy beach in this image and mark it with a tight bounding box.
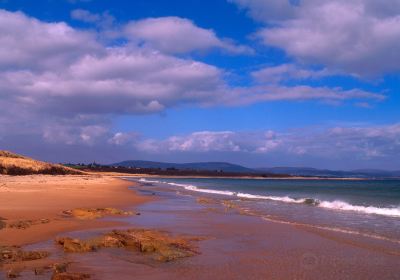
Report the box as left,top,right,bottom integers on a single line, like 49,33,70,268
0,175,150,246
0,175,399,279
2,0,400,277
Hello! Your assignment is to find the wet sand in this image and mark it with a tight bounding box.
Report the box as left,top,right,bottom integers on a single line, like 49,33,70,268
1,176,399,279
112,181,400,279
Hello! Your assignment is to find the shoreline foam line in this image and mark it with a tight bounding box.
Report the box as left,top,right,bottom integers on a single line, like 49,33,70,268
138,178,400,218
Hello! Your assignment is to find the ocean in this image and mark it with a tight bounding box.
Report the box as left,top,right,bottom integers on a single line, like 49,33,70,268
136,177,400,243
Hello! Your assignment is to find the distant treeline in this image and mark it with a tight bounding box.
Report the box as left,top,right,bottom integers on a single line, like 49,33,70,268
65,163,290,178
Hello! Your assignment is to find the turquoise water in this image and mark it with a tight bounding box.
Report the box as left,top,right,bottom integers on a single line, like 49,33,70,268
137,178,400,242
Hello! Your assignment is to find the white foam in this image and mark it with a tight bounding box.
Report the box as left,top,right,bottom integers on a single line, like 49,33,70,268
138,178,162,183
183,185,236,196
138,178,236,196
318,200,400,218
137,178,400,218
237,193,305,203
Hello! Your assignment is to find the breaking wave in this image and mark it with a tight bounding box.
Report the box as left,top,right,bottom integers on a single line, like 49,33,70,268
137,178,400,218
317,200,400,217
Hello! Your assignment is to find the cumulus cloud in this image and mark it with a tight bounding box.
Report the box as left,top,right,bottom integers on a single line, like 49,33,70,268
124,17,252,54
0,9,100,71
230,0,400,76
0,8,387,155
0,10,227,120
288,124,400,159
4,48,223,115
0,9,381,121
3,122,399,168
108,132,140,146
132,130,281,154
137,131,247,153
130,123,400,162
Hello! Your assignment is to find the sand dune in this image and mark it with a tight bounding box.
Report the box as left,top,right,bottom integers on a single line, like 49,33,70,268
0,150,83,175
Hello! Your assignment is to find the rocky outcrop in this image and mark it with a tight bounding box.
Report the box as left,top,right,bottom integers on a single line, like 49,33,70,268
31,262,91,280
104,229,200,262
56,228,202,262
55,238,97,253
0,246,49,264
62,208,133,220
7,218,50,229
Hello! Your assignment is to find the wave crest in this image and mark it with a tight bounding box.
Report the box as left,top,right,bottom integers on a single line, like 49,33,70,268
137,178,400,218
318,200,400,217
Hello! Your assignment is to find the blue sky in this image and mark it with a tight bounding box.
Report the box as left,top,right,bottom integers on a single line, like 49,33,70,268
0,0,399,169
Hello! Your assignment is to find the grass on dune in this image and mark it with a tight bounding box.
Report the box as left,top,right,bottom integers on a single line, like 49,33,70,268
0,150,83,175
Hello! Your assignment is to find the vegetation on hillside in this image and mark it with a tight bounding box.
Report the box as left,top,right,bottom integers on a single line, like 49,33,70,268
0,150,83,175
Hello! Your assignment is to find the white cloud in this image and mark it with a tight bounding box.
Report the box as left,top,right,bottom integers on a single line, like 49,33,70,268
220,85,384,106
1,48,223,115
252,64,330,84
134,130,281,153
0,8,387,150
0,10,226,122
125,16,252,54
129,123,400,161
108,132,140,146
0,9,100,71
43,124,108,145
0,9,382,122
231,0,400,76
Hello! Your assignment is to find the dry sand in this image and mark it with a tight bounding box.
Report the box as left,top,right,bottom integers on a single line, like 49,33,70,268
0,175,150,246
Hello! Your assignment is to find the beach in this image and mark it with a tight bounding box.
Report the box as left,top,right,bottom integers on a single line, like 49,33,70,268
0,175,150,246
0,175,399,279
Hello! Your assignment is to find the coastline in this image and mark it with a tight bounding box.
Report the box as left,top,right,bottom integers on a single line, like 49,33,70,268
1,174,399,279
81,178,400,279
80,169,387,180
89,172,373,180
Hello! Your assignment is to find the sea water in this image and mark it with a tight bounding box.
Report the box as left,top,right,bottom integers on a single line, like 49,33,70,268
136,177,400,243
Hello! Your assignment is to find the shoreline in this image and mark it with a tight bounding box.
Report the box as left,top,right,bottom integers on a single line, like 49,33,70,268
1,174,399,279
139,175,376,180
88,172,377,181
94,179,400,279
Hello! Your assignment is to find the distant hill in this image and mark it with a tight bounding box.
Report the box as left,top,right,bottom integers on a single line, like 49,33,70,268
256,167,400,178
0,150,83,175
111,160,400,178
111,160,255,173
